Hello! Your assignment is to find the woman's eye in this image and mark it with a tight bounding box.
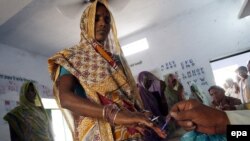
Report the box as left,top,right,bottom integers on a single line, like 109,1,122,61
105,16,110,24
95,16,100,22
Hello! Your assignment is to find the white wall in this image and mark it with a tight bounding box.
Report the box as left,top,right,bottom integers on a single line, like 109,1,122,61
0,43,52,88
121,0,250,96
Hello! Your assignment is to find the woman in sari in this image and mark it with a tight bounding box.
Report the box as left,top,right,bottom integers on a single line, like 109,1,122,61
137,71,168,117
48,1,166,141
163,73,184,138
137,71,168,141
164,73,184,111
4,81,54,141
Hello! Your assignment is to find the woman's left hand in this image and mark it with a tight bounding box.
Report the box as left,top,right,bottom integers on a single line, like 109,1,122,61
114,110,167,138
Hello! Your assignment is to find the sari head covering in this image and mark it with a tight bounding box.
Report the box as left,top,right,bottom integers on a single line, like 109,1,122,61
137,71,167,116
138,71,165,95
48,0,142,140
4,81,53,141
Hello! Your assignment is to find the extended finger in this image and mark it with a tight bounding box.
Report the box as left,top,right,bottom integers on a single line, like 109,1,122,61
176,120,196,129
151,125,167,138
170,110,194,121
135,114,154,128
139,118,154,128
170,101,186,113
170,100,200,113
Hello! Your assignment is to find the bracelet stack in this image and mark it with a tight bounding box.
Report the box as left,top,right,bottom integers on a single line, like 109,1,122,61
102,104,120,125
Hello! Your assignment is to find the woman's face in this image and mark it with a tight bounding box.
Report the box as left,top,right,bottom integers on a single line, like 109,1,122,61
25,84,36,103
209,88,224,103
167,75,177,89
236,69,247,79
95,4,111,43
143,77,153,89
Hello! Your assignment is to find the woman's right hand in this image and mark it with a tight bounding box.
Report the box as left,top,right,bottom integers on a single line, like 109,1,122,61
114,110,167,138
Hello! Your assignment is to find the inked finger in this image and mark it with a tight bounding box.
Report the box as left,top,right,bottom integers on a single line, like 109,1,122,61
151,126,167,138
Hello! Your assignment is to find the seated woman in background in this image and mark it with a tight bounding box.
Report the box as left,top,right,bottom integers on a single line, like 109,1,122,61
48,1,166,141
208,85,242,110
4,81,54,141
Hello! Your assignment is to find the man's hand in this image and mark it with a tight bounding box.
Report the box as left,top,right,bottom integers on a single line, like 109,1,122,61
170,99,230,134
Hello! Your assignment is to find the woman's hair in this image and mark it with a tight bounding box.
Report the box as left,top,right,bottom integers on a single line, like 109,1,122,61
208,85,225,93
97,1,105,7
236,66,248,73
28,82,34,89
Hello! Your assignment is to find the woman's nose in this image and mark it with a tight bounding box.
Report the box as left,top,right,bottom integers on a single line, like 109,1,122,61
98,17,106,26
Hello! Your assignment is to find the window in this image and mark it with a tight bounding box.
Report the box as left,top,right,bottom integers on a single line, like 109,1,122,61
42,99,72,141
51,109,72,141
210,51,250,87
121,38,149,56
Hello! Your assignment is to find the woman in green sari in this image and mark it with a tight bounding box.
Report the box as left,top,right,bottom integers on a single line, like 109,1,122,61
4,81,54,141
163,73,184,138
164,73,184,111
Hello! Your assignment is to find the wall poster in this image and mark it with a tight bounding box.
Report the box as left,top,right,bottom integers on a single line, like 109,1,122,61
160,58,210,99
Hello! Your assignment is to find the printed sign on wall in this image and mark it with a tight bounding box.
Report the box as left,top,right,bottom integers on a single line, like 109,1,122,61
160,58,209,98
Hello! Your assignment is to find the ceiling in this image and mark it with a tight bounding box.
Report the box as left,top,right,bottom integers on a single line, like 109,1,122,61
0,0,246,57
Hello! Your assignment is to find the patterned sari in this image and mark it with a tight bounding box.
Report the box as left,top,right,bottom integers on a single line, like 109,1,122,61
3,81,54,141
48,1,142,141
